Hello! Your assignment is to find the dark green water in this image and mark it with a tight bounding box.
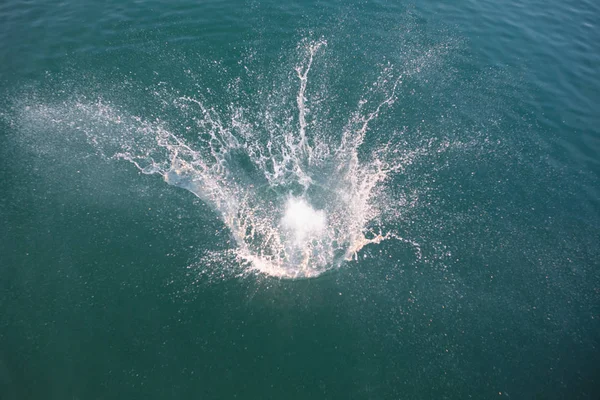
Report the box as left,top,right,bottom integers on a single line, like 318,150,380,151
1,0,599,398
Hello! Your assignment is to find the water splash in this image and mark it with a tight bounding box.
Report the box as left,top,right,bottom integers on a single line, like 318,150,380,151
14,39,429,279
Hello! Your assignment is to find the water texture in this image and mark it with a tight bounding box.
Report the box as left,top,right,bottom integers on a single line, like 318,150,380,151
1,0,599,399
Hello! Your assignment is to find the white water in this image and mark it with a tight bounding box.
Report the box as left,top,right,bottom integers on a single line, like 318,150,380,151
15,39,429,279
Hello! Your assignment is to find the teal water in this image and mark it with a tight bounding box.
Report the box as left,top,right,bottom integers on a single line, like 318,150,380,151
1,0,599,398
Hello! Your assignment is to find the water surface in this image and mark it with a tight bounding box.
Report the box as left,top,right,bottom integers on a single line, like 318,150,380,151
1,0,599,399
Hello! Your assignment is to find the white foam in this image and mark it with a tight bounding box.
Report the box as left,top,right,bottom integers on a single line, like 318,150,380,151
281,197,326,244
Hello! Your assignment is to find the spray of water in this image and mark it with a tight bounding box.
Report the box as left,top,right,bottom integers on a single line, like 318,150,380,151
15,39,428,279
